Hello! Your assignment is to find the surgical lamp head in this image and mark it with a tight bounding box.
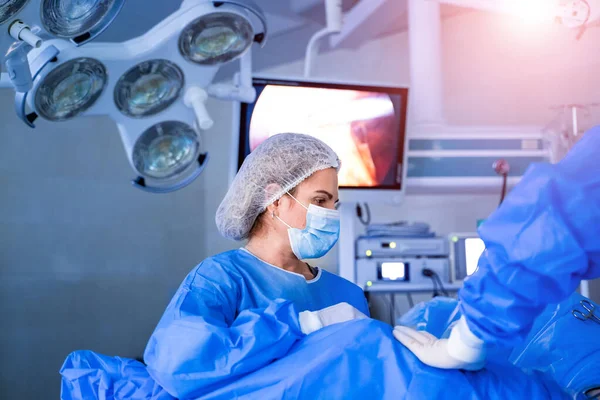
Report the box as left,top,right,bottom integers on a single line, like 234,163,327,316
40,0,126,44
8,0,267,194
1,0,126,62
1,0,126,93
0,0,29,25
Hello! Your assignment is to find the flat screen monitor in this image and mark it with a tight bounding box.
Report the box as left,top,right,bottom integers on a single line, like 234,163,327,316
238,78,409,197
450,233,486,281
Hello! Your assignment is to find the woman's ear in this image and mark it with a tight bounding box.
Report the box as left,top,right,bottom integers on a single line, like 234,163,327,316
266,198,280,218
264,183,283,218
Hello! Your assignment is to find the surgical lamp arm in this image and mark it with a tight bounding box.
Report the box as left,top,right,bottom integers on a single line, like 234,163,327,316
184,86,214,130
9,21,43,49
304,28,333,78
3,21,45,93
4,42,34,93
207,48,256,103
303,0,343,77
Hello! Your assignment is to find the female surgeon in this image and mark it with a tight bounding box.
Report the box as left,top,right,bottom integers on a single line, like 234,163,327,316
394,126,600,373
143,133,370,399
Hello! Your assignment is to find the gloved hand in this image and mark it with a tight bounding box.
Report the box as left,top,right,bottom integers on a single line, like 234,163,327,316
299,302,368,335
393,316,486,371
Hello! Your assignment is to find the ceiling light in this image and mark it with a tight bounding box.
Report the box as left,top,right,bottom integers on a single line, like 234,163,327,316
41,0,126,43
34,57,107,121
114,59,184,118
0,0,29,25
179,12,254,65
132,120,200,180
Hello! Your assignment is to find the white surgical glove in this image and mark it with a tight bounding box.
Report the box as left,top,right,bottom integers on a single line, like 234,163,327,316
393,316,486,371
299,302,368,335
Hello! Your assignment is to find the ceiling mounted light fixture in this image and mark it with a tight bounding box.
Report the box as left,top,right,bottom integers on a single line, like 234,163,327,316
179,11,254,65
114,59,185,118
34,57,107,121
41,0,126,44
5,0,268,194
128,121,209,193
0,0,29,25
133,120,200,180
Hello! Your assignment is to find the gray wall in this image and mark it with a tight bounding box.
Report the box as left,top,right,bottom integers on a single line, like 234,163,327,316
0,90,239,398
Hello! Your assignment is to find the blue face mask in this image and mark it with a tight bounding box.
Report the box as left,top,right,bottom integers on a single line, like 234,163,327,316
276,194,340,260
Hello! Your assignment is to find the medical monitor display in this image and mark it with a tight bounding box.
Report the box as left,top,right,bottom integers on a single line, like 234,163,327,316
465,238,485,276
239,79,408,190
451,234,486,281
380,262,407,281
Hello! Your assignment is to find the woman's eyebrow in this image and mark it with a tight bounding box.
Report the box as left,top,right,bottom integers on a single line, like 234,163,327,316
314,190,333,200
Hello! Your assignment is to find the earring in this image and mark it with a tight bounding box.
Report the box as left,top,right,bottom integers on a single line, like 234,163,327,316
271,211,275,219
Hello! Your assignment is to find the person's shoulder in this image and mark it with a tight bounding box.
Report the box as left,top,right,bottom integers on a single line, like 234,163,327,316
177,250,244,316
187,249,246,287
319,269,364,292
202,249,244,266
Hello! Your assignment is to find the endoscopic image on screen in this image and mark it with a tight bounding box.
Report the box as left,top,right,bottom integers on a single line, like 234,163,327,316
248,85,402,188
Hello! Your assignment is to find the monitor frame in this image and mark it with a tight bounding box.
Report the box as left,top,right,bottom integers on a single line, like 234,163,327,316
235,75,410,204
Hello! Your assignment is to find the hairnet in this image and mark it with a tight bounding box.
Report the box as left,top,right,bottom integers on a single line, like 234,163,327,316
216,133,340,241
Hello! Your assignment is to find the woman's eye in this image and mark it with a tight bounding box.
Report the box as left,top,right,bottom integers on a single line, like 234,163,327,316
314,198,326,205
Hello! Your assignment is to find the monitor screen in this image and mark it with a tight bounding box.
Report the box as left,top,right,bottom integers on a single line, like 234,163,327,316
464,238,485,276
451,234,485,281
239,78,409,190
379,262,408,281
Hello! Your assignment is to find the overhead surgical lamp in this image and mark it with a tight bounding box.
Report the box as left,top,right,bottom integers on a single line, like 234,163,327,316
6,0,267,193
40,0,126,43
114,59,185,118
0,0,30,25
1,0,126,52
1,0,126,92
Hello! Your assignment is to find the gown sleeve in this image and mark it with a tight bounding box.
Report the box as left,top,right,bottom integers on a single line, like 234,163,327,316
459,127,600,346
144,260,304,399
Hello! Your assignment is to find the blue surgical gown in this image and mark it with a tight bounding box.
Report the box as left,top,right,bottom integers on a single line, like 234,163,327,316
459,126,600,346
144,248,369,399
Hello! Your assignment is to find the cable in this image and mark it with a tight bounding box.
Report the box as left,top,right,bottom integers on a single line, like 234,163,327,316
430,275,440,298
499,173,508,206
422,268,443,298
424,268,449,297
406,293,414,308
432,273,450,297
493,159,510,206
356,203,371,226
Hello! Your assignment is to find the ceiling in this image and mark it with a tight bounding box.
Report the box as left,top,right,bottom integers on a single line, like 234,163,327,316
95,0,472,78
96,0,359,42
97,1,472,46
